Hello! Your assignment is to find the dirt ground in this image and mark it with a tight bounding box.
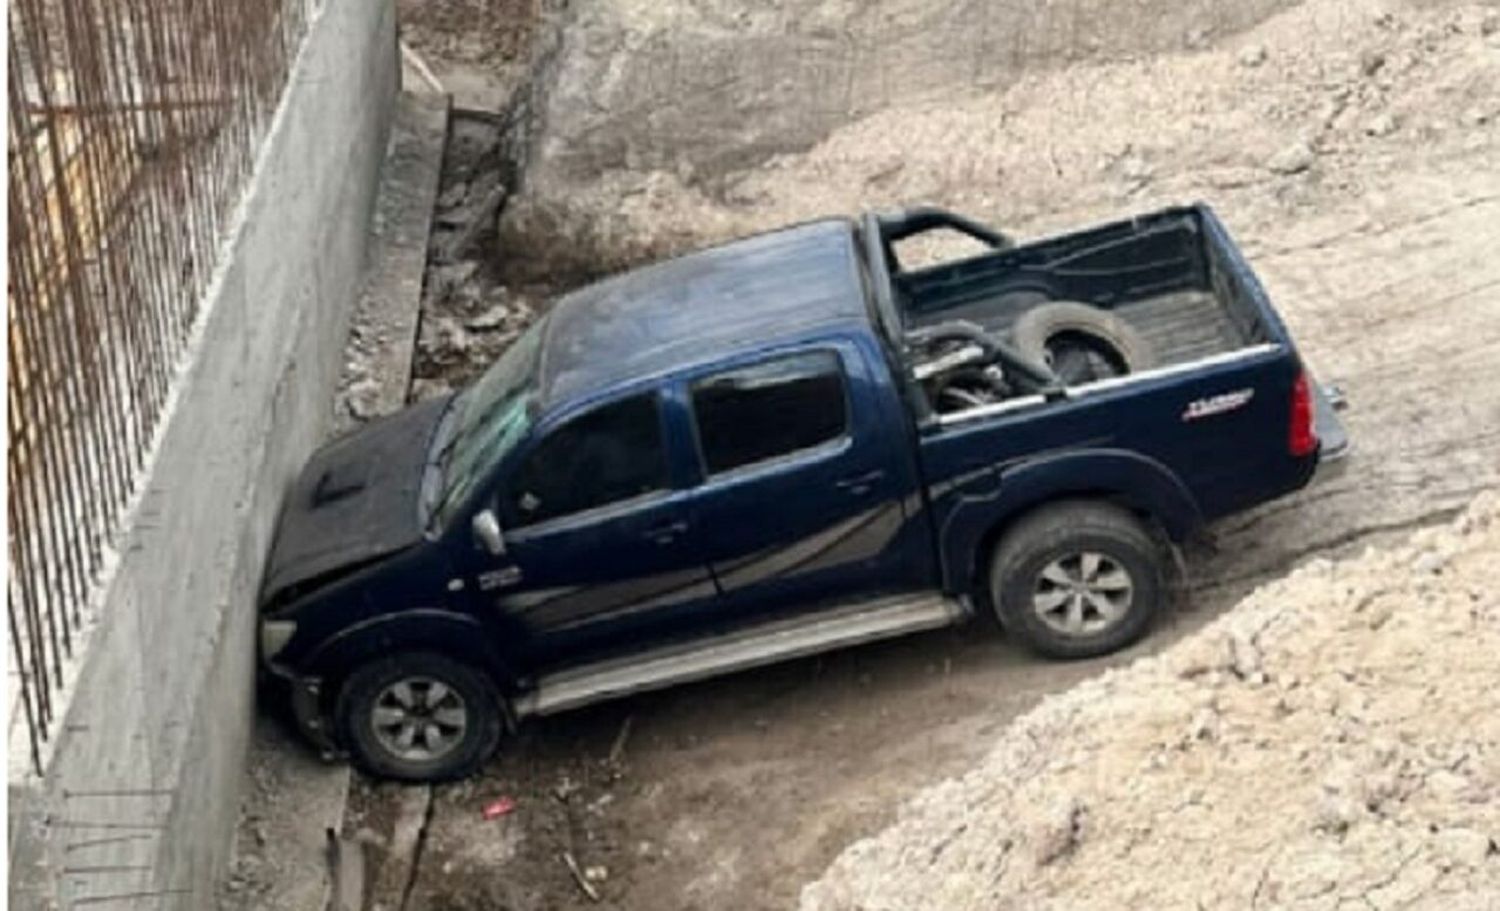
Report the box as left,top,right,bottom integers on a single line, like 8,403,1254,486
397,0,545,110
343,1,1500,909
803,495,1500,910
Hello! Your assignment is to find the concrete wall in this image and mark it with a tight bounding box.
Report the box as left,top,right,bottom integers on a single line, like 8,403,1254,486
7,0,398,906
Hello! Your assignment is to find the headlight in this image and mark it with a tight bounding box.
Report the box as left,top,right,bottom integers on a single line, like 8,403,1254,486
260,619,297,660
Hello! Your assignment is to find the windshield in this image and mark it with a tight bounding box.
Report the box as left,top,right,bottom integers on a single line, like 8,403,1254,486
425,315,548,529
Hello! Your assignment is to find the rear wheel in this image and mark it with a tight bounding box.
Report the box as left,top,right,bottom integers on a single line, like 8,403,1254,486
336,652,504,782
989,500,1166,659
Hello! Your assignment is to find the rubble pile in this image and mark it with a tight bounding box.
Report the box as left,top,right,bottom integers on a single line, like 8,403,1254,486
411,113,543,401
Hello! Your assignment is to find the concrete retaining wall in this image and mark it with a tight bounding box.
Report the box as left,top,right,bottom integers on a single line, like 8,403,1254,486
7,0,398,906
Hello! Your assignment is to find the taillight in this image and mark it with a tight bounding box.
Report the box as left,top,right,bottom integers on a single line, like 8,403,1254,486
1288,371,1318,457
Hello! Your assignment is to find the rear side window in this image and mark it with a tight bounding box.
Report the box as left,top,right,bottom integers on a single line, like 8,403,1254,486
691,352,848,476
505,393,668,527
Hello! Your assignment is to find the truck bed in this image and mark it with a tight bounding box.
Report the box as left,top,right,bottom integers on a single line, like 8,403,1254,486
897,208,1272,370
912,286,1245,367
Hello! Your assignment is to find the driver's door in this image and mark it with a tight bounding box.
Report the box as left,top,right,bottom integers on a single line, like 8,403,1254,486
464,390,715,665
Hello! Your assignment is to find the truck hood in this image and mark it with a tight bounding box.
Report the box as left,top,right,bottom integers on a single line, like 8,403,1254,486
261,396,450,605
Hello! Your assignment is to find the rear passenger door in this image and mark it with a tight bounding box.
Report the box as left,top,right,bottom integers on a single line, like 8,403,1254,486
683,345,921,621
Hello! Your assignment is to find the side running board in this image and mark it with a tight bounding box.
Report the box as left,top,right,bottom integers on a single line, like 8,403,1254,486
514,593,966,718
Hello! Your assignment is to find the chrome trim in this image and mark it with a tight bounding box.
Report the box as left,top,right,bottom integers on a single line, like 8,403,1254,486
932,393,1048,427
1066,343,1282,396
505,487,679,542
697,434,854,490
931,343,1283,428
515,593,965,717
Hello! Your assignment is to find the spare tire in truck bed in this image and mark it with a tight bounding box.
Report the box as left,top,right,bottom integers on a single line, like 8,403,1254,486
1012,301,1158,385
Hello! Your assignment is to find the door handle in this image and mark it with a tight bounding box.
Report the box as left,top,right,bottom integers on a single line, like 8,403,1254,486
835,469,886,496
643,520,689,544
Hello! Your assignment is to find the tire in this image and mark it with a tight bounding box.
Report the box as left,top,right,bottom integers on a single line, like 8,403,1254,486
989,500,1166,659
1011,301,1157,383
336,651,504,782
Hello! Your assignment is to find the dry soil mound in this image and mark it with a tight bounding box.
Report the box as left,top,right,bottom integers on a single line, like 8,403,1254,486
800,493,1500,911
500,0,1499,275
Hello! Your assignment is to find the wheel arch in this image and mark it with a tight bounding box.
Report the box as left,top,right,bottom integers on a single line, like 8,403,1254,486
302,609,519,707
944,448,1200,598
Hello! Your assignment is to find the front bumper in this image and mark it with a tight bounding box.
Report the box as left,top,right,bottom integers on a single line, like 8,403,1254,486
263,659,343,760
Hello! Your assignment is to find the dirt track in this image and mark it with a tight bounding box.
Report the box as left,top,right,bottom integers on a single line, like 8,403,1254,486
351,2,1500,908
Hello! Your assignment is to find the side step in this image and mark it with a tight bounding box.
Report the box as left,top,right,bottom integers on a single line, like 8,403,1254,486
514,594,966,718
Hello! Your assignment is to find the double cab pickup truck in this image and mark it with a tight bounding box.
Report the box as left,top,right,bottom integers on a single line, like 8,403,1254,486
259,205,1347,781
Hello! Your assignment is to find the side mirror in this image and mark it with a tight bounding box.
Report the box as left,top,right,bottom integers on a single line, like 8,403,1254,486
471,509,506,556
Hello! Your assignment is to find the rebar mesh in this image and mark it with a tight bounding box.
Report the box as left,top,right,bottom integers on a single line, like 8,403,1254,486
7,0,316,774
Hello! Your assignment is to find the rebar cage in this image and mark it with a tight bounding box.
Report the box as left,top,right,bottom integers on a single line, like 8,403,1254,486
7,0,318,774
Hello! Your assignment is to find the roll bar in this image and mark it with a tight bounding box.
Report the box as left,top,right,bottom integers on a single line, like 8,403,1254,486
874,206,1014,251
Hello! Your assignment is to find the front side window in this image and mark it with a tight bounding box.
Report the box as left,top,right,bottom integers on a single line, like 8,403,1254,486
691,351,848,476
504,393,668,528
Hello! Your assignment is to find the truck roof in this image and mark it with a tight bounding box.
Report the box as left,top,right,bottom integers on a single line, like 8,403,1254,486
538,219,870,409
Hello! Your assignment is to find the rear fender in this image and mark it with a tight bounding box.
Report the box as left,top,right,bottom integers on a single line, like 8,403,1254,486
939,448,1202,591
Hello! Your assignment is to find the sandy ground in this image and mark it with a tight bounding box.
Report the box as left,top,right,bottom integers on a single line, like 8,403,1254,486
335,1,1500,908
803,494,1500,911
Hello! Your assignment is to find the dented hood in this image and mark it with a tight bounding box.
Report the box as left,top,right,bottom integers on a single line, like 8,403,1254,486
260,396,450,604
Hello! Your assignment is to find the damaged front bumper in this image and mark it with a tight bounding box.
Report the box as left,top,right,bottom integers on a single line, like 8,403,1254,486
263,660,344,761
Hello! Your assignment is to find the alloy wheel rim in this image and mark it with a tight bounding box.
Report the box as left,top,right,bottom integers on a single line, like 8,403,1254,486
370,676,469,762
1031,551,1134,637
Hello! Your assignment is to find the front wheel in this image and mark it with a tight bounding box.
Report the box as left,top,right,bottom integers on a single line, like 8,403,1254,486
336,652,504,782
989,501,1166,659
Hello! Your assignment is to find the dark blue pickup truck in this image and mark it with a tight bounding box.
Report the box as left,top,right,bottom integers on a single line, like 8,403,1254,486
259,205,1347,780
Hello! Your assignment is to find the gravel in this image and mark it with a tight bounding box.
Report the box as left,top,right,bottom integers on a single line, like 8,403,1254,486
801,494,1500,910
